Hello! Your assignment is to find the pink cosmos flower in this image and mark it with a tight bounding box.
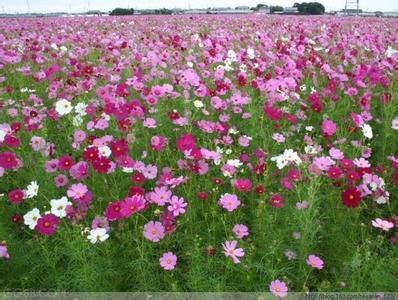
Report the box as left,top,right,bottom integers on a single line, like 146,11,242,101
313,156,335,171
54,174,68,188
232,224,249,239
0,244,10,260
168,196,187,216
269,279,288,298
35,214,59,236
222,240,245,264
322,119,336,136
218,193,240,212
67,183,88,200
159,251,177,270
121,195,145,218
143,221,165,243
150,135,168,151
372,218,394,231
306,254,324,270
149,186,172,206
92,216,110,232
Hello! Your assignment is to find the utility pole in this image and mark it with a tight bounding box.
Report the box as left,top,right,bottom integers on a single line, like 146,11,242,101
26,0,30,14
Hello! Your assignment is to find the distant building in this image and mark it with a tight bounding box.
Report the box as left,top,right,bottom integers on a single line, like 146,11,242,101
235,6,250,10
384,11,398,17
258,5,270,14
341,8,363,15
283,7,299,14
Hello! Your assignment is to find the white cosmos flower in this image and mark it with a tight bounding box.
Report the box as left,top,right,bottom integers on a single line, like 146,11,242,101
55,99,73,116
99,146,111,158
24,181,39,199
247,48,255,59
59,46,68,52
74,102,87,116
305,126,314,132
227,159,243,168
271,149,302,169
361,124,373,139
0,130,5,143
88,228,109,244
23,208,41,230
50,197,71,218
193,100,204,108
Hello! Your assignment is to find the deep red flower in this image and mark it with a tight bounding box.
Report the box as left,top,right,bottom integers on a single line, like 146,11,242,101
11,214,21,223
255,185,265,194
131,172,145,184
92,157,111,174
83,146,99,161
212,178,224,185
197,192,209,200
327,167,342,179
110,139,128,158
341,188,362,208
128,186,145,197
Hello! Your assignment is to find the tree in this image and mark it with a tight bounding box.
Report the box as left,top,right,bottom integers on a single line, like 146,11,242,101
109,8,134,16
296,2,325,15
270,5,283,13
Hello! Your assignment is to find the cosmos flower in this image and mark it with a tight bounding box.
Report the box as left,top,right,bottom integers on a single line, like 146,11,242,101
87,228,109,244
143,221,165,243
222,240,245,264
306,254,324,270
371,218,394,231
269,279,288,298
55,99,73,116
159,252,177,270
218,193,241,212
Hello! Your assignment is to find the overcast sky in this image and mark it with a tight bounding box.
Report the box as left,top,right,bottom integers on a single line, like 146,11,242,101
1,0,397,13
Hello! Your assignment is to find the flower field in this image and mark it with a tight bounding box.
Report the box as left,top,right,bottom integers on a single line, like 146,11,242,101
0,15,397,293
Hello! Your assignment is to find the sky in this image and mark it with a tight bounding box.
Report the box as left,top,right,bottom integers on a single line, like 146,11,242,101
1,0,397,14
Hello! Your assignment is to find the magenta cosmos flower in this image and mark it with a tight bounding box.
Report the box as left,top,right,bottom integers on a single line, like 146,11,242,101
269,279,288,298
322,119,337,136
143,221,165,243
218,193,240,212
222,240,245,264
35,214,59,236
306,254,324,270
159,251,177,270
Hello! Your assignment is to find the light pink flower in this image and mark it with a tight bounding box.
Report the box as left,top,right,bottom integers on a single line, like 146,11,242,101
159,251,177,270
306,254,324,270
372,218,394,231
232,224,249,239
143,221,165,243
222,240,245,264
218,193,240,212
269,279,288,298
